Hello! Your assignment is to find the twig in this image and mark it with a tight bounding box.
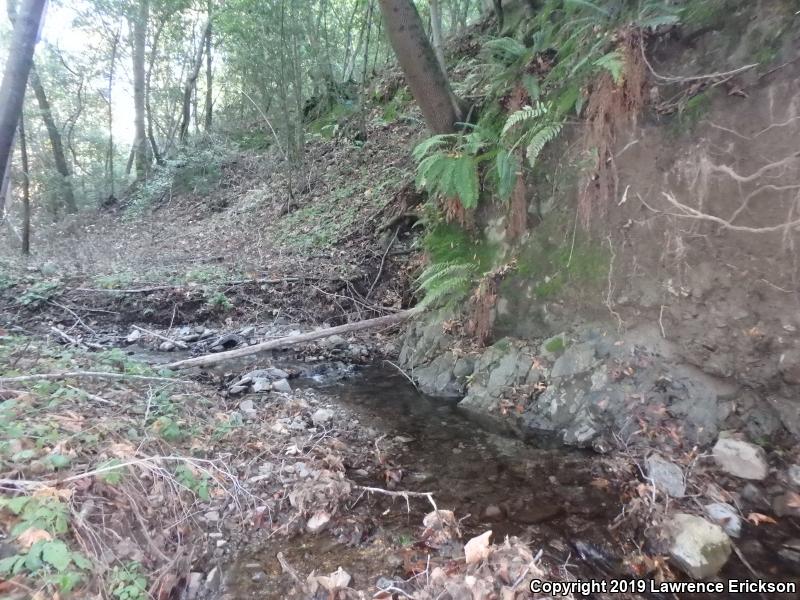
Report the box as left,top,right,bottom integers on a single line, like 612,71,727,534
48,300,97,334
0,372,192,385
132,325,188,349
50,326,86,349
355,485,438,513
640,44,757,83
382,359,418,390
366,227,399,299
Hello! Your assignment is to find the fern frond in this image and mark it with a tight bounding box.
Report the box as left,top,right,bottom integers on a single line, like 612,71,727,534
501,102,550,138
415,262,476,289
524,123,563,168
594,50,625,84
495,149,518,202
564,0,610,17
453,156,479,209
484,37,529,63
412,134,452,162
417,276,472,310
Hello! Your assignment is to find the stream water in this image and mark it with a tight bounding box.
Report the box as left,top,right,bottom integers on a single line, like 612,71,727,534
221,364,629,598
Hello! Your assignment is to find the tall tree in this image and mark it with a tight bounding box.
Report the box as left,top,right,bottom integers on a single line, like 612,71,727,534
179,19,211,141
377,0,463,134
132,0,150,180
29,67,78,213
0,0,47,197
429,0,445,71
204,0,213,131
18,116,30,254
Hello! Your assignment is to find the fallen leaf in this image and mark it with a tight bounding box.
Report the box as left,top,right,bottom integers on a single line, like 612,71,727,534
747,512,777,526
17,527,52,548
464,530,492,565
590,478,610,490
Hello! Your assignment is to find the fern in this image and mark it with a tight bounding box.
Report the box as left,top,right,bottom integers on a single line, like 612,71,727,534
484,37,529,64
594,50,625,84
500,102,550,137
412,134,454,162
415,261,478,310
495,149,518,202
564,0,610,17
524,123,563,168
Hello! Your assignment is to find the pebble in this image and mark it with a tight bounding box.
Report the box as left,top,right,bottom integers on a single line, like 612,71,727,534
205,567,221,592
126,329,142,343
306,510,331,533
272,379,292,394
646,454,686,498
252,378,271,393
704,502,742,537
312,408,334,426
712,438,769,480
159,341,176,352
205,510,220,523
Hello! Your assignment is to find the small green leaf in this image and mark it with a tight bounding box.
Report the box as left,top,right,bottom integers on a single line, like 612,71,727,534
71,551,93,571
41,540,72,572
3,496,30,514
46,454,71,469
0,555,24,575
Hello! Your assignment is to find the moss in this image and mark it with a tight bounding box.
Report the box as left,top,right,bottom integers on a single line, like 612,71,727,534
544,336,565,354
423,221,499,272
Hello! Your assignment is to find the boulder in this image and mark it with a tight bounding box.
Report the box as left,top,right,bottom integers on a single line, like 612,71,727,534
665,513,732,579
272,379,292,394
126,329,142,344
251,378,271,393
550,342,597,379
646,454,686,498
712,438,768,480
703,503,742,538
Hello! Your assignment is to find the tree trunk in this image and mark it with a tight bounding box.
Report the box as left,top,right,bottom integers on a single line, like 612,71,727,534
0,0,47,195
29,67,77,213
18,116,30,254
179,20,211,142
429,0,445,71
146,14,168,166
132,0,150,180
106,26,120,199
377,0,463,134
204,0,213,131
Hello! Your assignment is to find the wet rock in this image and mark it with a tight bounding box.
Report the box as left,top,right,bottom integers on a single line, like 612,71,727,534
646,454,686,498
251,378,271,393
778,349,800,384
778,539,800,567
322,335,347,349
126,329,142,344
704,502,742,538
787,465,800,489
483,505,504,521
772,493,800,518
159,341,176,352
245,367,289,381
272,379,292,394
312,408,334,426
306,510,331,533
712,438,768,480
665,513,732,579
550,342,597,379
540,333,567,360
740,483,770,509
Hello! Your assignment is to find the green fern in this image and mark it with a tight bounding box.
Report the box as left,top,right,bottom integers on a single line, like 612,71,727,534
500,102,550,137
495,149,519,201
524,123,563,168
415,261,478,310
594,50,625,84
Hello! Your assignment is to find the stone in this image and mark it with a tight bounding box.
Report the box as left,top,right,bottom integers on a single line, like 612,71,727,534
712,438,768,480
665,513,732,579
159,341,176,352
245,367,289,381
787,465,800,489
251,378,271,393
322,335,347,349
239,400,256,417
540,334,567,360
204,510,220,522
126,329,142,343
772,493,800,518
205,567,221,592
646,454,686,498
483,505,504,521
778,349,800,384
550,342,597,379
703,503,742,538
272,379,292,394
312,408,334,426
185,572,204,600
306,510,331,533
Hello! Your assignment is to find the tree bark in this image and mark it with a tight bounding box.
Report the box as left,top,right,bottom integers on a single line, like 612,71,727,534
105,25,120,199
29,67,77,213
0,0,47,194
429,0,445,71
146,14,168,166
377,0,462,134
204,0,213,131
179,20,211,142
166,308,418,370
19,115,30,254
132,0,150,180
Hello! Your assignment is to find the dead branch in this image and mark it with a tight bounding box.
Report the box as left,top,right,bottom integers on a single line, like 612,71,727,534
355,484,438,513
166,308,419,369
0,372,193,385
132,325,188,349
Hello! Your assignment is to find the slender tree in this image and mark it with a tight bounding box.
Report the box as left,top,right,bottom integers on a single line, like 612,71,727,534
429,0,445,71
377,0,463,134
0,0,47,198
179,19,211,141
132,0,150,180
29,67,78,213
18,116,30,254
204,0,213,131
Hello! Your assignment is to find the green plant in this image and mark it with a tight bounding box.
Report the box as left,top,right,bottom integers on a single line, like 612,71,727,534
175,464,211,500
207,291,233,311
544,336,566,354
109,562,149,600
17,281,61,307
415,260,479,310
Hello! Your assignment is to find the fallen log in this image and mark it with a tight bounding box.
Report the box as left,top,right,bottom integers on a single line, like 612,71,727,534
166,308,418,370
